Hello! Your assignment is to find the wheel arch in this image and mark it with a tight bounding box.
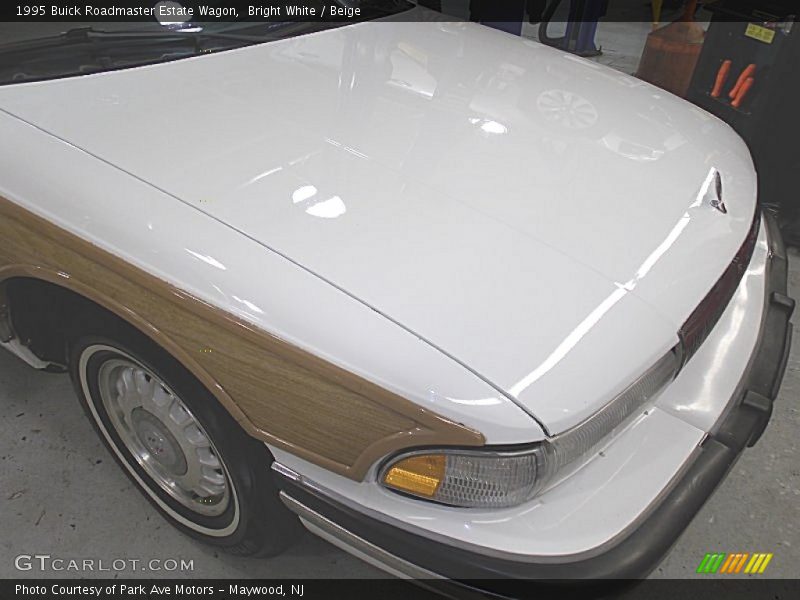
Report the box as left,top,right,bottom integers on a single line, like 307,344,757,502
0,266,258,434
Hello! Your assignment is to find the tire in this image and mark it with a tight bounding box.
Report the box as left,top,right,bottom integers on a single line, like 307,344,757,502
68,329,301,557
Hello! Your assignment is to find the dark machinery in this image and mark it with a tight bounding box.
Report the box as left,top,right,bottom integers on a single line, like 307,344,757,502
537,0,608,56
686,1,800,245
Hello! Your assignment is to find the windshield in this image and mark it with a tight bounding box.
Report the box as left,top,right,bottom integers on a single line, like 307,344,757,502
0,1,413,86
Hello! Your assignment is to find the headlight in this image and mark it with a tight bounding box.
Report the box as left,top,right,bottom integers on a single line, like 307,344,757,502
381,349,681,509
380,448,549,508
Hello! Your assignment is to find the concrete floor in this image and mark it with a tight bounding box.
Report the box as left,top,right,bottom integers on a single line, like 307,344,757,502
1,250,798,580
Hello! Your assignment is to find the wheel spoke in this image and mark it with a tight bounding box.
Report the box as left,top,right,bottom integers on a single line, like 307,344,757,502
120,366,136,397
115,367,142,424
201,466,226,487
134,369,154,398
183,423,210,447
151,385,172,412
168,401,191,427
197,447,221,469
196,480,226,498
115,376,125,398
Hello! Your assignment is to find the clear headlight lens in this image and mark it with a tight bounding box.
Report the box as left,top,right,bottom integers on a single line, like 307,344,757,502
381,349,681,509
547,349,679,473
381,448,549,508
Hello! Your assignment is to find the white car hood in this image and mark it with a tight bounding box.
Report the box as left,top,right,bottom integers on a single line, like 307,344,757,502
0,20,758,434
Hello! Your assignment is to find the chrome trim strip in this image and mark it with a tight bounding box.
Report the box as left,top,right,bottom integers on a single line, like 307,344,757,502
0,285,54,370
272,461,302,483
277,441,703,566
0,338,52,369
279,491,446,582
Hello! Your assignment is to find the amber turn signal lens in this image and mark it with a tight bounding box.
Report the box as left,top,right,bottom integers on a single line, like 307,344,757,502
381,449,545,507
383,454,446,497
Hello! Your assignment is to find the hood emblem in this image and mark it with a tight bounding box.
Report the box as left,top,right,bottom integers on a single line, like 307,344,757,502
699,169,727,214
708,170,727,214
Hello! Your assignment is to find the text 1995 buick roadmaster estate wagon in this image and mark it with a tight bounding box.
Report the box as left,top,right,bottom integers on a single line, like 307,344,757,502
0,1,794,587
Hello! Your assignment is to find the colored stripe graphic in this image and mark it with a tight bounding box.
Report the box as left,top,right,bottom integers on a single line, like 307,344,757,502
719,553,737,573
759,553,774,573
696,553,713,573
745,554,760,573
734,553,750,573
744,553,774,574
699,552,774,574
697,553,726,573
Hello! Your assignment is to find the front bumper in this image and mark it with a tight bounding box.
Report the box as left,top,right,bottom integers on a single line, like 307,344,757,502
273,213,794,585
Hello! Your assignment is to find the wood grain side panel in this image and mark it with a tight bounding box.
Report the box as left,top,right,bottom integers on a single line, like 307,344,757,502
0,196,484,479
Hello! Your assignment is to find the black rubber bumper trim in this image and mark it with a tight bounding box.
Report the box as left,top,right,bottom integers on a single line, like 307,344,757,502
275,212,794,585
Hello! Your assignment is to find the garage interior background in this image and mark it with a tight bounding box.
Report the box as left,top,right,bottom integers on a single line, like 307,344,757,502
1,0,798,580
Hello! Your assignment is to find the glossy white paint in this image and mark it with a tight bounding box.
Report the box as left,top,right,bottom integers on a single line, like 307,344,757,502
0,111,544,444
270,222,768,556
0,21,757,434
656,220,768,431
